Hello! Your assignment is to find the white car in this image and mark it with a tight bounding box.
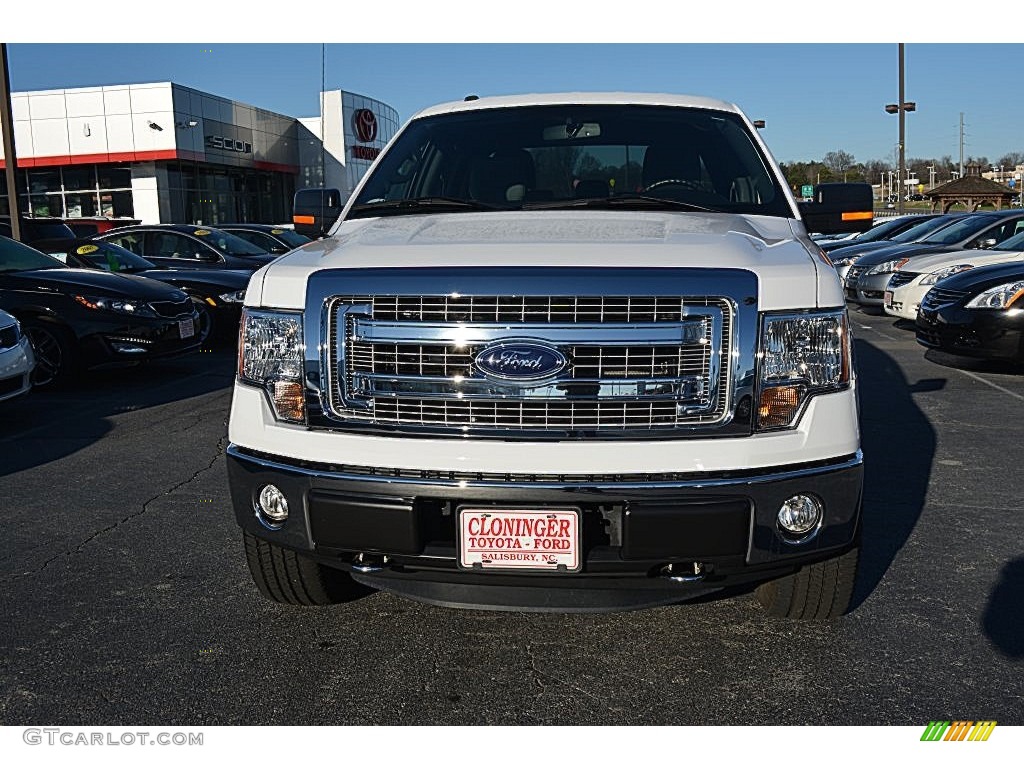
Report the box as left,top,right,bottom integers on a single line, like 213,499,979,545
0,309,35,403
884,242,1024,321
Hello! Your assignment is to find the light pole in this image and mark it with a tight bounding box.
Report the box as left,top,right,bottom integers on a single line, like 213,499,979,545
885,43,916,215
927,164,936,190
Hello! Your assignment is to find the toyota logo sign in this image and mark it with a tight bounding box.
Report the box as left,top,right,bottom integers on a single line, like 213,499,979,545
353,109,378,143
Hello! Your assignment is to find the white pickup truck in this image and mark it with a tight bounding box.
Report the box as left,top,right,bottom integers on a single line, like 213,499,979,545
228,93,872,617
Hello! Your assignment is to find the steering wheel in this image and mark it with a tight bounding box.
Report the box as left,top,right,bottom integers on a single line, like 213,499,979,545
641,178,704,193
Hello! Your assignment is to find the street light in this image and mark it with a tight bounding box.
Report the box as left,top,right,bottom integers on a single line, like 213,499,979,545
885,43,915,215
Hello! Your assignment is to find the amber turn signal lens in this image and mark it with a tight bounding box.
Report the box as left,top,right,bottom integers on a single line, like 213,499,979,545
272,380,305,423
758,385,803,428
293,215,315,225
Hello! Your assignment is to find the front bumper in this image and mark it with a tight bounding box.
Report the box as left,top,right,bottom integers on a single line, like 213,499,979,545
884,280,930,320
848,272,891,305
0,336,35,403
916,304,1024,361
227,444,863,611
78,311,203,367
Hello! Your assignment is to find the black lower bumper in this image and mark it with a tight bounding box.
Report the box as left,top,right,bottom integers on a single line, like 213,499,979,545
917,305,1024,361
227,445,863,610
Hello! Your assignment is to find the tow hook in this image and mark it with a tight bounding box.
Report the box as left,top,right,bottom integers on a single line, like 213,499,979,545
660,562,706,583
351,553,387,574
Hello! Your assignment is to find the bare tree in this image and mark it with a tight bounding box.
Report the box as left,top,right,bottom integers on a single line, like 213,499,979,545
823,150,855,182
998,152,1024,169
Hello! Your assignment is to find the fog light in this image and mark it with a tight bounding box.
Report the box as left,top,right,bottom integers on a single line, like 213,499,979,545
777,494,823,538
257,484,289,527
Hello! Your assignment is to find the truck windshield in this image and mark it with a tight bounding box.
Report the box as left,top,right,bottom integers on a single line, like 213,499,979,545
349,104,791,219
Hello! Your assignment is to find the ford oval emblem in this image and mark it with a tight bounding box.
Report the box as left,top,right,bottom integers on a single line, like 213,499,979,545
474,340,567,381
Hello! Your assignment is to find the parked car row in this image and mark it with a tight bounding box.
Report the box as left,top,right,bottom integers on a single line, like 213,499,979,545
0,222,311,398
831,208,1024,365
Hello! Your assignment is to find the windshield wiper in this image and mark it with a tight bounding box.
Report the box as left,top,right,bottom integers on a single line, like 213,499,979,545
523,194,716,213
349,197,500,217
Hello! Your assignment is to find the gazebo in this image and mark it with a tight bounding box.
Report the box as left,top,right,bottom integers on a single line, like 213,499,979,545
924,164,1017,212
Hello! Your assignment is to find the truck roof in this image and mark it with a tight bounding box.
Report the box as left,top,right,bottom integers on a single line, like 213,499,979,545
413,92,743,120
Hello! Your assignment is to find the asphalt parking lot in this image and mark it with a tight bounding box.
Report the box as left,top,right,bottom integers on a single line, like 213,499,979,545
1,311,1022,727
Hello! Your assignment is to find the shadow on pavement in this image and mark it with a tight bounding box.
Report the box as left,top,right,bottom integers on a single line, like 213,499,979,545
0,349,235,478
983,557,1024,658
924,348,1024,376
850,339,938,610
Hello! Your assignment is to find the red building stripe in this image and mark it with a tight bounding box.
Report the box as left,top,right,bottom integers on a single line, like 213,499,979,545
0,149,295,173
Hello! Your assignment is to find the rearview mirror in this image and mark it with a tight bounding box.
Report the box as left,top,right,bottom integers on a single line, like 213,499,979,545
293,187,344,238
798,183,875,235
196,251,219,263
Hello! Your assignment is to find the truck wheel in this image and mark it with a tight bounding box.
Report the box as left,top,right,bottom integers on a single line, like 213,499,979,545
755,543,860,620
243,532,371,606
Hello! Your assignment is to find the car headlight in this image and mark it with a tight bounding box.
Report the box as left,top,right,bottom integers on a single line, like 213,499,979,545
74,295,158,318
865,258,909,276
965,280,1024,309
758,310,851,430
921,264,974,285
238,309,305,423
831,255,857,267
218,289,246,303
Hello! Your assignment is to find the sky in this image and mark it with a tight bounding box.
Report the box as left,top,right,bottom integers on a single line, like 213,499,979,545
5,4,1024,172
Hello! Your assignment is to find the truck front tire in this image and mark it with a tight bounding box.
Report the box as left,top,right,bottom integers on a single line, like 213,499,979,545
243,532,372,606
755,541,860,620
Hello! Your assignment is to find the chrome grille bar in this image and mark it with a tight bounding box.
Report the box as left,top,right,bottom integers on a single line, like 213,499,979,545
352,318,711,346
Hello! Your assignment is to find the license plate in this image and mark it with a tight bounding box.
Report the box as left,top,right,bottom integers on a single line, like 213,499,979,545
884,290,894,306
179,317,195,339
458,508,581,572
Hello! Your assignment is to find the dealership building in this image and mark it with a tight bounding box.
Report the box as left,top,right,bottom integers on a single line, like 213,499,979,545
0,82,398,225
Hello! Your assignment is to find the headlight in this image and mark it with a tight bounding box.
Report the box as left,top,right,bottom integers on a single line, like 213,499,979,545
74,295,158,318
865,258,909,276
921,264,974,286
218,289,246,303
758,310,851,430
965,280,1024,309
831,255,857,267
239,309,305,423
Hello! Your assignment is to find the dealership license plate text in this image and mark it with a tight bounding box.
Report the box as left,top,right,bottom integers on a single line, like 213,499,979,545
458,509,580,571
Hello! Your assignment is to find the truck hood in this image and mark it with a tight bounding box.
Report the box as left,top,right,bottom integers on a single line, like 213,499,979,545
252,211,832,311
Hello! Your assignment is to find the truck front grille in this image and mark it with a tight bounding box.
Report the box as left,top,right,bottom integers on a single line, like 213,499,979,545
326,294,733,434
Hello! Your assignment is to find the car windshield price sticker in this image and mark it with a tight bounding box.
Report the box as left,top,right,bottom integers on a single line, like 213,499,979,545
458,508,580,572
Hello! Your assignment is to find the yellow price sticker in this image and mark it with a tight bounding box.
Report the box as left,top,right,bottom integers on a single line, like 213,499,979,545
271,229,285,235
76,244,99,255
194,229,211,236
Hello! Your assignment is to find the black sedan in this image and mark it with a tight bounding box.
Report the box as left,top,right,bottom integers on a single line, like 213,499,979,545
916,261,1024,362
35,239,249,346
94,224,277,271
216,224,311,255
0,236,202,386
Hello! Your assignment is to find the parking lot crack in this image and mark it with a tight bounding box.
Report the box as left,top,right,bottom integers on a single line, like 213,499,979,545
1,436,227,582
524,641,620,712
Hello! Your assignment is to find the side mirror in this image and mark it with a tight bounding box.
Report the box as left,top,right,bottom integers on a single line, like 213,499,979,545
293,187,343,239
798,183,875,235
